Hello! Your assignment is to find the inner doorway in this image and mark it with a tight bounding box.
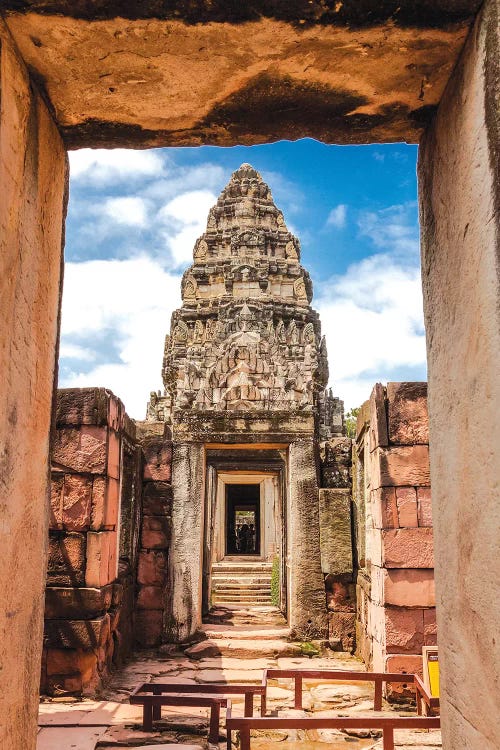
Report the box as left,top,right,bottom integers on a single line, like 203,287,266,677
225,484,260,556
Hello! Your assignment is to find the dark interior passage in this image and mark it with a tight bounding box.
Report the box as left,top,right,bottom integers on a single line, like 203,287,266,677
225,484,260,556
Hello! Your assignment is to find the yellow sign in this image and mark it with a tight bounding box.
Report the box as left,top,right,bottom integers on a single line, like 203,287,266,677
423,647,440,698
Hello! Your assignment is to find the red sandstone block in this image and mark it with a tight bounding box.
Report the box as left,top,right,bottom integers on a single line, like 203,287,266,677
85,531,117,587
395,487,418,528
107,530,118,583
382,527,434,568
107,394,122,431
385,608,424,654
47,673,83,696
142,436,172,482
423,608,438,645
371,488,398,529
385,654,424,699
373,446,430,489
387,382,429,445
50,475,64,529
61,475,92,531
107,429,120,480
46,648,97,685
142,481,173,516
91,476,119,530
135,610,164,648
137,585,164,610
328,612,355,652
56,388,109,427
369,383,388,451
137,550,167,586
52,426,107,474
417,487,433,527
44,614,110,650
372,568,435,607
141,516,170,549
47,533,86,586
44,585,113,619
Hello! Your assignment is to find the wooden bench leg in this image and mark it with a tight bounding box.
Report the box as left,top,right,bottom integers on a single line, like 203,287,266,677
374,679,383,711
244,693,254,717
152,687,162,721
294,676,303,710
142,702,153,732
260,692,267,716
239,725,251,750
209,701,221,744
383,727,395,750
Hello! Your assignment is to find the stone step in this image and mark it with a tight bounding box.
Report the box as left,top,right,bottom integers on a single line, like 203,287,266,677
212,583,271,591
203,625,290,640
190,639,302,659
212,574,271,585
212,597,272,605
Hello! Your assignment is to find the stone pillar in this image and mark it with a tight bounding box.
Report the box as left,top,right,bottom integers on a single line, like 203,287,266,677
288,440,328,637
418,0,500,746
166,442,205,641
0,20,68,750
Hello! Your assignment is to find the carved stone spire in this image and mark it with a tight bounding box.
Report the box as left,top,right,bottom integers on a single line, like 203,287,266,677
146,164,343,436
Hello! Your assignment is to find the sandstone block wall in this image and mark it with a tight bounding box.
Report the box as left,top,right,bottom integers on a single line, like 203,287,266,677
134,421,173,648
355,383,435,697
319,437,356,651
42,389,139,696
418,0,500,744
0,19,68,750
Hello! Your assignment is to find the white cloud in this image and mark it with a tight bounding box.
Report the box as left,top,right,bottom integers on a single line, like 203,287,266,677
158,190,217,266
358,202,419,258
58,256,182,418
317,253,426,410
59,343,96,362
327,204,347,229
69,149,165,184
102,196,147,226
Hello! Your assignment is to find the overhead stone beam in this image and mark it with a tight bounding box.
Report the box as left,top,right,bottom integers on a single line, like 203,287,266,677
1,1,481,147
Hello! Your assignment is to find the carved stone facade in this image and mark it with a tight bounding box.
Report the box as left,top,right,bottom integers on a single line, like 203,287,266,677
147,163,342,435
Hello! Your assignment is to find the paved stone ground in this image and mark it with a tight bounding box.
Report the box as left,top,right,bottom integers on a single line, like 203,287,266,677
38,606,441,750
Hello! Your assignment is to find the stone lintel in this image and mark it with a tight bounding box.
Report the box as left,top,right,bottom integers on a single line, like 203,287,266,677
173,411,315,443
2,8,480,147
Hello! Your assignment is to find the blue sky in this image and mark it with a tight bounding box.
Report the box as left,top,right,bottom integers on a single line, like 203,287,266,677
60,139,426,418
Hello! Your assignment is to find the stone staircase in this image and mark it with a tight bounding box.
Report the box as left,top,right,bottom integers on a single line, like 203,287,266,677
211,560,273,606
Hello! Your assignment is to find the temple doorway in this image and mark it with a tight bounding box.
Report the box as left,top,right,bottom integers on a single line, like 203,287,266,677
225,484,261,556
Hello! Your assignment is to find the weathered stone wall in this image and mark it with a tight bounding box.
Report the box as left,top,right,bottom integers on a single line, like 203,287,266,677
42,389,139,696
319,437,356,651
418,0,500,744
354,383,435,697
135,421,173,648
0,19,68,750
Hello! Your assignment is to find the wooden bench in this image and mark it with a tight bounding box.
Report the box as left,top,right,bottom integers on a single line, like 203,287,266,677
262,668,424,714
226,704,441,750
129,681,265,742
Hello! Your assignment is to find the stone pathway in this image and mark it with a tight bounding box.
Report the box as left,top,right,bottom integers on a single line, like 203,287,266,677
38,606,441,750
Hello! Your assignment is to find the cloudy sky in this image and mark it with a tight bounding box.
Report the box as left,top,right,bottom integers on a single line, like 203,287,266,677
60,139,426,418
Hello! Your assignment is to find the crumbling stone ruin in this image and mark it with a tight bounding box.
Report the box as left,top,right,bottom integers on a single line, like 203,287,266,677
41,165,435,703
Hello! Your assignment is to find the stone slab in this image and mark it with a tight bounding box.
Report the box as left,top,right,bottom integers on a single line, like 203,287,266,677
44,614,110,649
318,488,353,576
77,701,143,725
372,446,430,489
45,585,113,619
37,726,107,750
387,382,429,445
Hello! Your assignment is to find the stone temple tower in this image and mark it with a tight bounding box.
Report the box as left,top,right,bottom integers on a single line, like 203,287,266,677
147,164,344,641
147,163,343,436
